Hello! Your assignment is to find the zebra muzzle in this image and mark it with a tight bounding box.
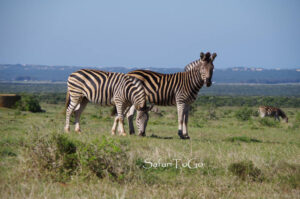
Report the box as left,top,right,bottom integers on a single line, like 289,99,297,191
206,81,212,87
203,78,212,87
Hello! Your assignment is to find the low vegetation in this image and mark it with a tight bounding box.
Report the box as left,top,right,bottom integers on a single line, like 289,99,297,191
234,107,254,121
15,95,43,112
228,160,263,181
0,97,299,198
30,134,129,182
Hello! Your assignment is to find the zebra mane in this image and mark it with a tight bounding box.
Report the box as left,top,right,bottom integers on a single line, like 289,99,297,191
184,59,201,72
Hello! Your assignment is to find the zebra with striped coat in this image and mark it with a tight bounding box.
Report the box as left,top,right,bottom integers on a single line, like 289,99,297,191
258,106,288,123
64,69,149,136
118,52,217,139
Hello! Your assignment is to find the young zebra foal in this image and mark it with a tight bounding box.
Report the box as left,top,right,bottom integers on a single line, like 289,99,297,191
258,106,288,123
64,69,149,135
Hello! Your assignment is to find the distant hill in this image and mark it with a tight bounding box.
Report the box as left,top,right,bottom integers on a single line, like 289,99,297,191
0,64,300,84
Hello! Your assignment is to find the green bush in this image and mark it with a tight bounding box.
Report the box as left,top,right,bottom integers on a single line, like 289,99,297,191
223,109,233,117
259,117,279,127
16,95,43,112
235,107,253,121
30,134,129,182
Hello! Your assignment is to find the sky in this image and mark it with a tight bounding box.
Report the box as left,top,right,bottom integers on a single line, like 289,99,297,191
0,0,299,69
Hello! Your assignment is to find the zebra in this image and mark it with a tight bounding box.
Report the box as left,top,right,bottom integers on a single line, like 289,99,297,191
114,52,217,139
258,106,288,123
64,69,150,136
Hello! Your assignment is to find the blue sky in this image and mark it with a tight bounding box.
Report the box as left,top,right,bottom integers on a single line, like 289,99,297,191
0,0,299,69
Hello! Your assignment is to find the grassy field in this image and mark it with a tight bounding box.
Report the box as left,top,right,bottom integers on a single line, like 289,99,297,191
0,103,300,198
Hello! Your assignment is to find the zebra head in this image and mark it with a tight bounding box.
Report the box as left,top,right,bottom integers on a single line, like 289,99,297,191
199,52,217,87
135,105,153,136
125,76,151,136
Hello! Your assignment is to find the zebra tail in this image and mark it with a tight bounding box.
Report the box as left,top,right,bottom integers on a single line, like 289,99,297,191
62,90,70,115
111,106,117,116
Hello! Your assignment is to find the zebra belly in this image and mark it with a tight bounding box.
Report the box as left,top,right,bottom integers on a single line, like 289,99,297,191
146,94,176,106
84,91,114,106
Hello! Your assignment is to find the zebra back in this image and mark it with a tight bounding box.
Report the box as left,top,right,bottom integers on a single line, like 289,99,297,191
67,69,146,109
128,68,203,106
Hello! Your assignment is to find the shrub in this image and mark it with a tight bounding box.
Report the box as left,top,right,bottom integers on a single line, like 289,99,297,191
229,160,263,181
259,117,279,127
30,134,129,182
223,109,233,117
16,95,43,112
235,107,253,121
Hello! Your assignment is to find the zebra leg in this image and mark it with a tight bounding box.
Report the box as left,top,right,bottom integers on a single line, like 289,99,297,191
74,97,88,133
259,113,264,118
126,105,136,135
177,103,187,139
115,103,126,136
118,116,126,136
182,104,190,139
111,116,119,135
64,96,80,133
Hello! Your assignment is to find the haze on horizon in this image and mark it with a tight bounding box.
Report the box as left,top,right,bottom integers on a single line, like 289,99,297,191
0,0,299,69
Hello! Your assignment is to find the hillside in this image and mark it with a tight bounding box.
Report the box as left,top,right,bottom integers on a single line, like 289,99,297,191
0,64,300,84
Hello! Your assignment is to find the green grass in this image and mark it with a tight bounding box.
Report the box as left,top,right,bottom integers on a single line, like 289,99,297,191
0,104,299,198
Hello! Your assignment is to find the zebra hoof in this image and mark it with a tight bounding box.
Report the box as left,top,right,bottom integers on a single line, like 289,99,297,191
179,136,190,140
178,130,184,138
129,130,135,135
183,135,190,139
138,132,146,137
75,129,81,134
178,131,190,139
64,127,70,133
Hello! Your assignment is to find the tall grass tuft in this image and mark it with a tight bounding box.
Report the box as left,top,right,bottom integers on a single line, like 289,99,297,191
229,160,264,181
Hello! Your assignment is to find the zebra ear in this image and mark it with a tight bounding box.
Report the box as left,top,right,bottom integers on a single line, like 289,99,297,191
200,52,205,60
211,53,217,61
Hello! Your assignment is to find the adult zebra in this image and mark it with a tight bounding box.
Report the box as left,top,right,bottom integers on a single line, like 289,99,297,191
64,69,150,136
116,52,217,139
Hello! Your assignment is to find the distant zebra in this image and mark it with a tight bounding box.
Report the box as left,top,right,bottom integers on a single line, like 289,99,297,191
64,69,149,135
258,106,288,123
115,52,217,139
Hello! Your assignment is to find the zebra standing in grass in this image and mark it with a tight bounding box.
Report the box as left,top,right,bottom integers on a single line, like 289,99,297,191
64,69,150,136
258,106,288,123
116,52,217,139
